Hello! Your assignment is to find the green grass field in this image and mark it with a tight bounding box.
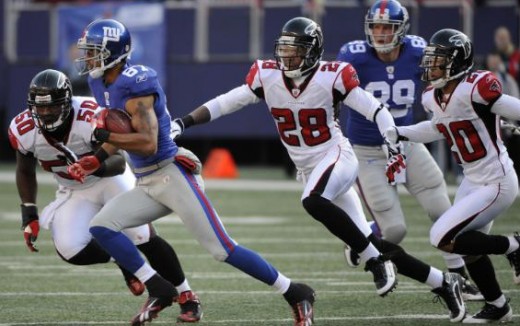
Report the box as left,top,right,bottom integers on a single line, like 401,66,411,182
0,166,519,325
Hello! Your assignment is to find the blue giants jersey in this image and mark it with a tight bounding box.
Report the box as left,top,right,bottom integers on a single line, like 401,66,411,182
88,63,177,174
337,35,427,146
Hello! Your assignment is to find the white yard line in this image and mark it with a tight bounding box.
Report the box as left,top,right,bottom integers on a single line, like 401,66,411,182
0,171,459,194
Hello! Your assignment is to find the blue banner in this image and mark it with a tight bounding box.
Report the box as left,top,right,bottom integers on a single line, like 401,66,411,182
57,3,165,86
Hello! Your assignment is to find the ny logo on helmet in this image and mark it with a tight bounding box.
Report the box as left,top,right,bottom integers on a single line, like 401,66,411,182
374,8,390,21
103,27,121,42
449,33,471,59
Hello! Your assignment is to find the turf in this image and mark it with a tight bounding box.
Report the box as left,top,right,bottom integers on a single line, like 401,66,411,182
0,166,519,325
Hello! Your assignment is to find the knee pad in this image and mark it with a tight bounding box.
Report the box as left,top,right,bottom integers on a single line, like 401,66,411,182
302,194,330,222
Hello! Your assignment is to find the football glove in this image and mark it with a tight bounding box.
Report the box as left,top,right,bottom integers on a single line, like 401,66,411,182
175,147,202,174
385,153,407,186
91,109,111,142
67,155,101,183
21,203,39,252
170,118,184,140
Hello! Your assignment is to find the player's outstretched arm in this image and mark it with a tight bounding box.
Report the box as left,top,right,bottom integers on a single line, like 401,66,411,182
172,84,259,140
491,93,520,120
15,152,40,252
389,121,444,144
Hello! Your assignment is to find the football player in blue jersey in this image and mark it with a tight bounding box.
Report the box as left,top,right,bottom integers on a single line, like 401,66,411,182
67,18,315,326
336,0,482,301
9,69,201,323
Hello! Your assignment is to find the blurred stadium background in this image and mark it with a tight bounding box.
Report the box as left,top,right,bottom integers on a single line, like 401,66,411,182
0,0,519,175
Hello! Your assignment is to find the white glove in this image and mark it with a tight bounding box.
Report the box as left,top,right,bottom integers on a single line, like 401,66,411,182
170,118,184,140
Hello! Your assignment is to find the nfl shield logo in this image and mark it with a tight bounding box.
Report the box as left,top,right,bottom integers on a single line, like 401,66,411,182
292,88,300,97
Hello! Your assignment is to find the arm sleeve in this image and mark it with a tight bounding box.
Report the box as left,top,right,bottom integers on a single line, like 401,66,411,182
397,121,444,143
203,84,260,121
491,93,520,120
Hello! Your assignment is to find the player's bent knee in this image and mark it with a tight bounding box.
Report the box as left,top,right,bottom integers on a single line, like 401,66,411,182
59,240,111,265
381,225,407,244
302,194,329,222
208,248,230,262
463,255,482,265
89,215,121,232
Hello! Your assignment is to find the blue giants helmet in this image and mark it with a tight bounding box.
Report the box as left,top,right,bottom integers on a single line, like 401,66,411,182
365,0,410,53
76,19,132,79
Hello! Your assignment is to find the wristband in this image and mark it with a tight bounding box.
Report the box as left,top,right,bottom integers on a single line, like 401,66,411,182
94,128,111,142
91,162,107,177
21,203,38,228
94,147,110,163
181,115,195,129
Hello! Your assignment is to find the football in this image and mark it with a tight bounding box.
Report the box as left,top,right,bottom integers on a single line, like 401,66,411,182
104,109,134,133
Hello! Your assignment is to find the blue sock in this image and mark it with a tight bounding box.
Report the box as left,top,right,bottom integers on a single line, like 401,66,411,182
225,245,279,285
90,226,145,273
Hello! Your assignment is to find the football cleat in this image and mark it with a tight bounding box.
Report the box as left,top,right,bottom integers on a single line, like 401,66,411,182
343,244,360,268
462,301,512,323
130,296,174,326
288,283,315,326
506,232,520,284
364,256,397,297
176,290,203,323
432,272,466,322
461,279,484,301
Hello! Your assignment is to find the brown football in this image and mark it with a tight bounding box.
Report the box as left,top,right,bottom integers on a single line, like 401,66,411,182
104,109,134,133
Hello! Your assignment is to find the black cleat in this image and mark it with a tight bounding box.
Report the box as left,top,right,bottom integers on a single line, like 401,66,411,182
462,301,512,323
364,256,397,297
176,290,203,323
432,272,466,322
461,279,484,302
506,233,520,285
343,244,360,268
130,296,174,326
284,283,315,326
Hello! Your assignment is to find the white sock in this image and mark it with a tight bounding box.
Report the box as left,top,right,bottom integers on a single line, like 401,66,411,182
134,263,156,283
425,268,444,289
488,295,507,308
176,279,192,294
273,272,291,294
505,236,520,255
442,252,465,270
358,243,380,265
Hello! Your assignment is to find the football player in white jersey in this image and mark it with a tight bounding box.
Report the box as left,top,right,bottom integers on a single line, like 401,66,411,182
7,69,202,323
171,17,469,322
385,28,520,323
337,0,482,301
